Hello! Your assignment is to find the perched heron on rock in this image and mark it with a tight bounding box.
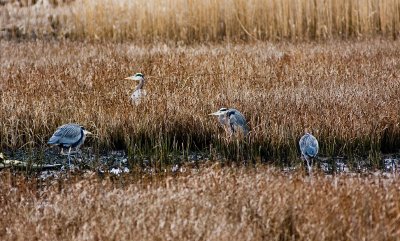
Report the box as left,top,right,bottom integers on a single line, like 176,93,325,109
209,108,249,137
299,133,319,175
48,123,92,166
125,73,146,105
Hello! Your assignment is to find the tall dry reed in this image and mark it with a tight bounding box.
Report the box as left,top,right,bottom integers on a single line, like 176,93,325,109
1,0,400,42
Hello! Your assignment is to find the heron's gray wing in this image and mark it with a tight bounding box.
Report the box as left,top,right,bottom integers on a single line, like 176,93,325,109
48,124,82,145
299,134,319,157
299,135,307,155
228,109,249,135
307,135,319,157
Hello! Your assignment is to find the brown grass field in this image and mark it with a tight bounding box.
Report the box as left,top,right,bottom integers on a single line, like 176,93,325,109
1,167,400,241
1,39,400,164
1,1,400,240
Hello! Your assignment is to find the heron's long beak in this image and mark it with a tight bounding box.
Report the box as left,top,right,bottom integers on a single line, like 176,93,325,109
125,76,142,81
84,130,93,136
209,111,222,116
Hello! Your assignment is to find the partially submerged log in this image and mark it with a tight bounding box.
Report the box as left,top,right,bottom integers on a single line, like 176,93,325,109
0,153,62,170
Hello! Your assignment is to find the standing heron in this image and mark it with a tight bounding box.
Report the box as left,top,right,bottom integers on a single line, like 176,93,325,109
48,123,92,166
299,133,319,175
209,108,249,137
125,73,146,105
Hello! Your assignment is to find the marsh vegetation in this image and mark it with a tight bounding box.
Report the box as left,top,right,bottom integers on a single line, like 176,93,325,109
1,40,400,168
1,1,400,240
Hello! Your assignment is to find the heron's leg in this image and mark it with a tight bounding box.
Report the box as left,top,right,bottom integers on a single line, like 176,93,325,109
68,147,79,154
305,156,312,176
77,148,84,161
392,159,396,175
67,147,72,167
310,158,314,175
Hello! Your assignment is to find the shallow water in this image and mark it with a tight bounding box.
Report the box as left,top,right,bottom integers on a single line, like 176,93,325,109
1,148,399,180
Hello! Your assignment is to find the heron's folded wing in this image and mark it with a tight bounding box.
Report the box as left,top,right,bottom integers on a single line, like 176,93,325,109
229,111,249,134
299,134,319,157
307,135,319,150
299,134,309,156
48,124,82,145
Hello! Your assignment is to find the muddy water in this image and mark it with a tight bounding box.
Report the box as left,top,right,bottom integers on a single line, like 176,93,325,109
1,148,400,179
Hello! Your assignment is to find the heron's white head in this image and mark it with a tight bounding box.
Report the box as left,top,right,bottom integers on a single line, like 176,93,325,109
125,73,145,81
209,108,229,116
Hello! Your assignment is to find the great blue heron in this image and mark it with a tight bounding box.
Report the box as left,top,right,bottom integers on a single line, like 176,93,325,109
125,73,146,105
299,133,319,174
48,123,92,166
209,108,249,137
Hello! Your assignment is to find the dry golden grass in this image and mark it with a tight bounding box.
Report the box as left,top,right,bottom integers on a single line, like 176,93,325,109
1,0,400,42
0,167,400,240
1,40,400,161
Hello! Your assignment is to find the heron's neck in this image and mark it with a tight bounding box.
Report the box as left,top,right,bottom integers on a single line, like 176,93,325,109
226,111,235,118
135,78,145,91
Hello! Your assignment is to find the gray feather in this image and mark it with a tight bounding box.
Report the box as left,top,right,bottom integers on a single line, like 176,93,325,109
48,123,83,147
299,133,319,158
227,109,249,136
